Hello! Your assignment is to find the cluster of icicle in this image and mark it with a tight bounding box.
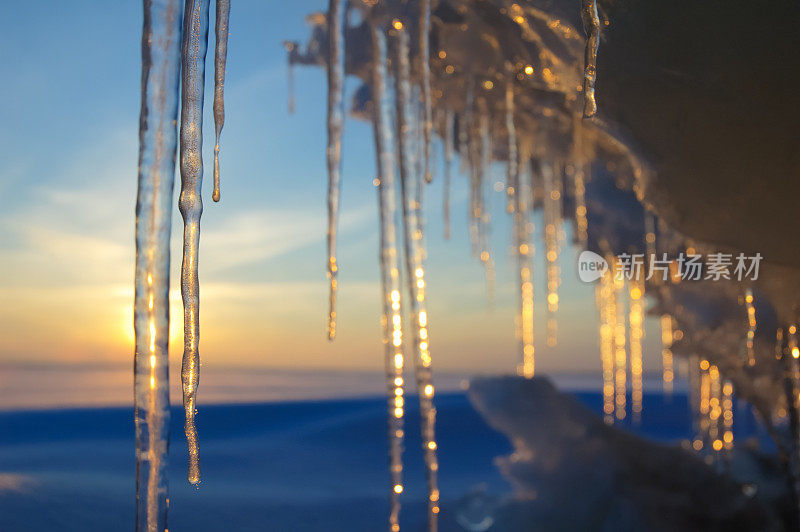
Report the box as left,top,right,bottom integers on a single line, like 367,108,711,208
134,0,229,530
317,2,443,529
294,1,606,529
296,0,800,525
134,0,604,529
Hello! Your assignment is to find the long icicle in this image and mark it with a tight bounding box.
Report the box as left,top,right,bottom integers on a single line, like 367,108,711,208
688,355,702,451
285,43,296,114
745,288,756,366
571,116,588,244
178,0,211,486
370,16,405,531
477,100,495,303
134,1,182,529
699,358,711,452
722,380,734,451
709,364,722,457
419,0,432,183
597,267,615,424
611,257,627,421
661,314,675,397
459,74,473,175
629,276,644,423
505,81,517,215
542,161,562,346
515,142,535,379
442,109,453,240
466,110,479,258
211,0,230,202
414,95,427,248
393,22,439,530
580,0,600,118
326,0,346,340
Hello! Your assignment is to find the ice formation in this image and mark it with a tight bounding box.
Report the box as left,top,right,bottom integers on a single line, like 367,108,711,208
134,1,183,529
286,1,800,525
135,0,230,527
132,0,800,529
369,15,406,529
211,0,230,203
178,0,210,488
326,0,346,340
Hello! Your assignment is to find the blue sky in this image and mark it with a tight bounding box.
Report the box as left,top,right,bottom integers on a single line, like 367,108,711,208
0,1,662,376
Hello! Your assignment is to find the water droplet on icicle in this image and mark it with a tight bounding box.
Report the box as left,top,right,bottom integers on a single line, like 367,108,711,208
134,0,182,527
178,0,211,486
369,17,405,530
326,0,346,341
580,0,600,118
211,0,230,203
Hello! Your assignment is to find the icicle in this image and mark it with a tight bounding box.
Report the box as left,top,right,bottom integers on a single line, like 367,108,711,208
645,213,657,257
504,82,517,214
611,258,627,421
571,116,588,245
211,0,230,203
744,289,756,366
596,268,615,424
660,314,675,397
515,142,535,379
134,1,182,529
419,0,432,183
580,0,600,118
464,92,479,259
629,276,644,423
542,162,562,347
392,23,439,528
325,0,346,341
459,76,473,175
178,0,211,487
698,358,711,452
370,18,405,531
476,101,496,302
722,380,734,450
709,364,722,456
687,355,700,450
442,109,453,240
782,324,800,524
414,95,427,246
284,42,296,114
